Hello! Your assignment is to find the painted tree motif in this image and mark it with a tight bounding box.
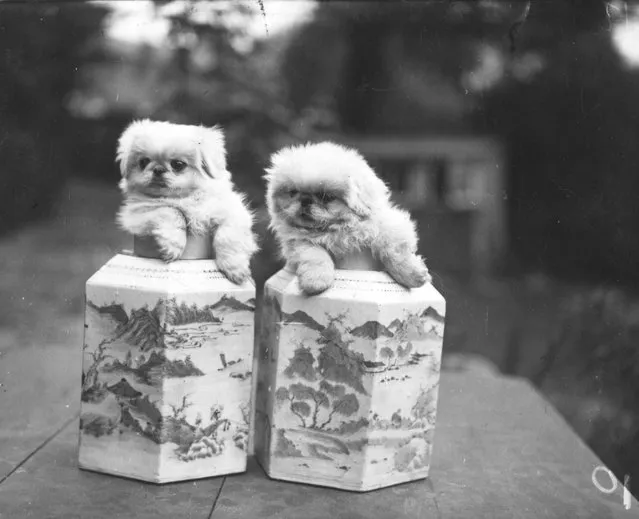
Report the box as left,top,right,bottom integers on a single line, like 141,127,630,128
379,346,395,369
283,341,317,382
317,321,368,395
318,382,359,429
154,395,232,461
82,338,115,402
276,340,365,431
276,384,326,427
375,338,417,374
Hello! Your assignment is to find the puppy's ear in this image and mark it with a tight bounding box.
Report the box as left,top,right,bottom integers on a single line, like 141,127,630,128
348,162,391,219
263,146,294,191
198,126,230,181
263,166,277,190
116,119,148,178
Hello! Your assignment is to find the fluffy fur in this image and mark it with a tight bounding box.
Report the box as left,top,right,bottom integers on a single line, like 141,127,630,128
265,141,431,295
116,119,258,284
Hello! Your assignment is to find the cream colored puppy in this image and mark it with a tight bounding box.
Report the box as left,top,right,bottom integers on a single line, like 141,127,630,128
116,119,257,284
265,141,431,295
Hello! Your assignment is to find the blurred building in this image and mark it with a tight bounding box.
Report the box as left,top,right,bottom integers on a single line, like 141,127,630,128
283,3,510,278
335,135,506,278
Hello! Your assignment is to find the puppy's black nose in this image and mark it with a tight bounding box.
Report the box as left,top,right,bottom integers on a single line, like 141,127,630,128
300,194,313,208
152,166,167,176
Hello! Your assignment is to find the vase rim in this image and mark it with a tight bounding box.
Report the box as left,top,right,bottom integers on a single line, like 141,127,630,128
283,263,399,283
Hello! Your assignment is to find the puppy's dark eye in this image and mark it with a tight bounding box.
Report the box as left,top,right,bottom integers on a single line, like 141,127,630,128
322,193,337,203
289,189,299,197
170,160,187,172
138,157,150,169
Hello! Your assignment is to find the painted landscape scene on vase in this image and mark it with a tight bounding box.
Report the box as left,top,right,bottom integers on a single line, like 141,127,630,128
79,290,255,481
257,290,445,489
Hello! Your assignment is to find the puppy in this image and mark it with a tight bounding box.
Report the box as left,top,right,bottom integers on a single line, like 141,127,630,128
116,119,257,284
265,141,431,295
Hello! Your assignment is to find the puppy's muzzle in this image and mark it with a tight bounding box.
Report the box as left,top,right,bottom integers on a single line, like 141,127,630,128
299,194,314,216
152,166,167,177
300,194,313,208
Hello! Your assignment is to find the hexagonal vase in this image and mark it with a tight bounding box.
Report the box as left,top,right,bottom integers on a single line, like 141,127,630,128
78,236,255,483
254,266,446,492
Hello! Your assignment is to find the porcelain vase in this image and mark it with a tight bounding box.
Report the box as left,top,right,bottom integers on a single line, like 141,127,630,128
254,262,446,492
78,235,256,483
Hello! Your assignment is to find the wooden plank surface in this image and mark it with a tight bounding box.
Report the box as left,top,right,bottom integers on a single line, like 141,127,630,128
0,421,223,519
0,320,81,480
214,372,638,518
212,457,439,519
431,374,639,518
1,371,637,518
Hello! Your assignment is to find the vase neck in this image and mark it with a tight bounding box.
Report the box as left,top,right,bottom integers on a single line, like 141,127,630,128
333,248,384,271
133,234,213,260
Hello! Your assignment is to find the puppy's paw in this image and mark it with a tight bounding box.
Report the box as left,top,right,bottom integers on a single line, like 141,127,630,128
297,267,335,295
387,254,431,288
217,257,251,285
153,228,187,262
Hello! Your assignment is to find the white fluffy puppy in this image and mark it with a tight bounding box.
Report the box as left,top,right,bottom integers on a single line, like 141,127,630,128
265,141,431,295
116,119,258,284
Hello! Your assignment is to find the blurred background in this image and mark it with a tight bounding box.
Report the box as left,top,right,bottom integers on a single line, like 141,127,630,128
1,0,639,491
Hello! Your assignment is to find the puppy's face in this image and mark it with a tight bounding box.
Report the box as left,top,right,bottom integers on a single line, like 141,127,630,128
117,120,228,198
266,142,390,232
124,143,203,197
271,180,352,230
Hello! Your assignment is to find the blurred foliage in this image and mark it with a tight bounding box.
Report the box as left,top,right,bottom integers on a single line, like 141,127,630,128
0,2,109,233
126,0,339,287
143,0,338,204
281,1,531,133
285,0,639,287
476,1,639,285
546,285,639,485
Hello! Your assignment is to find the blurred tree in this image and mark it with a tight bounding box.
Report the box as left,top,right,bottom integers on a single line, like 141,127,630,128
281,1,527,134
103,0,339,287
0,2,109,233
283,0,639,285
147,0,336,205
475,0,639,284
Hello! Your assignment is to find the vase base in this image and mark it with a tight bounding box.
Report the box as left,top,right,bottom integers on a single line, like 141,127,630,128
78,462,247,485
256,459,429,492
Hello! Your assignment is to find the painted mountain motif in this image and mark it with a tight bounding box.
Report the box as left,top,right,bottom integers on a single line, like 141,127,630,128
87,301,129,326
254,268,445,492
165,298,222,326
388,318,403,333
107,377,142,399
80,254,255,484
422,306,445,323
349,321,394,339
113,303,166,351
209,294,255,313
281,309,324,332
102,350,205,386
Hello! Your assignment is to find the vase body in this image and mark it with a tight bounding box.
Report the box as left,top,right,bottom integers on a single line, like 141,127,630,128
254,267,446,492
79,250,255,483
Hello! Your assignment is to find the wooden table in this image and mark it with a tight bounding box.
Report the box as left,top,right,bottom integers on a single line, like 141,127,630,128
1,365,637,518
